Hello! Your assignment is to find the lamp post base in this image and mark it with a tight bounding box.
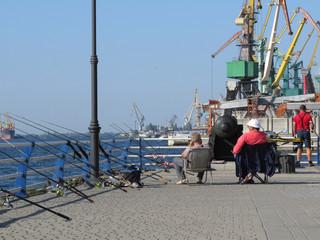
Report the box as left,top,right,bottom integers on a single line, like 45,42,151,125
85,177,100,188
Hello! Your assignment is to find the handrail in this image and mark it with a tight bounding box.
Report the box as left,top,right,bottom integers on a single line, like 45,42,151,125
0,137,181,195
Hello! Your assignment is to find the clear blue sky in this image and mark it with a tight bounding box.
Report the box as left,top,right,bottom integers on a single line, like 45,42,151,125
1,0,320,134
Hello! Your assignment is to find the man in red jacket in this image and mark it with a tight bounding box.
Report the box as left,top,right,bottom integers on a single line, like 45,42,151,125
233,119,268,155
293,105,315,167
233,119,269,183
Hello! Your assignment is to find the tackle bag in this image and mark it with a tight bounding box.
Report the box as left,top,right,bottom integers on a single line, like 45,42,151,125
122,168,143,188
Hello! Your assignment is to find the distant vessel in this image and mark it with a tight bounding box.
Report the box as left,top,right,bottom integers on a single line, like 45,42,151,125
0,112,15,139
167,130,208,146
138,130,161,138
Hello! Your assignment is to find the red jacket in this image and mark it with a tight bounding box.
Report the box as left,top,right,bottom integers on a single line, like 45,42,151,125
233,130,268,155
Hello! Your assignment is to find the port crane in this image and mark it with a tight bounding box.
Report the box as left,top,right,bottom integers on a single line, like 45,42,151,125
301,26,320,94
167,115,178,130
130,102,145,131
261,0,292,83
184,89,202,128
271,7,320,89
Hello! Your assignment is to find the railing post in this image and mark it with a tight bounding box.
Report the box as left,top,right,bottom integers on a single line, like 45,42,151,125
103,141,113,174
120,139,132,167
139,137,142,170
317,136,319,166
53,143,69,186
14,143,35,198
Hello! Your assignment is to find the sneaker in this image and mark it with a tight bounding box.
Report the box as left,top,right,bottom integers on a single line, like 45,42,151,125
176,179,187,185
308,161,314,167
295,162,301,168
131,182,139,187
196,177,203,184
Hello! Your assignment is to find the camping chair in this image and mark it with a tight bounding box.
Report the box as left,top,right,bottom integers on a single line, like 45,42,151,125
236,142,275,184
183,147,214,184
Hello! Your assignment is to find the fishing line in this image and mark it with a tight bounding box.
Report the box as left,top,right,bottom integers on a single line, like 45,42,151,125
0,136,94,199
9,113,159,168
43,123,169,185
112,123,173,168
0,187,71,221
122,122,174,165
42,119,168,166
7,113,162,187
0,116,129,191
0,149,94,203
12,128,129,193
110,123,174,173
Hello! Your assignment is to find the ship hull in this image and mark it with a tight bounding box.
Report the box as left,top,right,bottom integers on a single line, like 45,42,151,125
0,129,15,140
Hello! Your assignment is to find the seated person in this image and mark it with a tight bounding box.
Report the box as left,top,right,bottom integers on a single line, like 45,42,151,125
173,132,213,184
233,119,269,183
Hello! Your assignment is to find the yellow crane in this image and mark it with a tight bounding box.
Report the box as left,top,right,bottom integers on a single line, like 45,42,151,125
271,8,320,88
271,18,306,88
257,0,275,40
4,112,14,130
308,33,320,69
293,28,315,66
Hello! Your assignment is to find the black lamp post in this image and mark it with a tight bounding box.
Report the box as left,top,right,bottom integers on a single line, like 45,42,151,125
89,0,101,181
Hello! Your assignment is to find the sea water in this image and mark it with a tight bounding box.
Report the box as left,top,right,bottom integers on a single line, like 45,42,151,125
0,138,182,189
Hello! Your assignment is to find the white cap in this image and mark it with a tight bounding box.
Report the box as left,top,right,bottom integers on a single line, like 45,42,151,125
247,119,261,128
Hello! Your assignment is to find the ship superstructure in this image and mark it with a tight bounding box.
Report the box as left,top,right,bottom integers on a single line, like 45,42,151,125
0,112,15,139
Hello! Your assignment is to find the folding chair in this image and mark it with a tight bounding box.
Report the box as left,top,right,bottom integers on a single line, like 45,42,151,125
183,147,214,184
236,142,275,184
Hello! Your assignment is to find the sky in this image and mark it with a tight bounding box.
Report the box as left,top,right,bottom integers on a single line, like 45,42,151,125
1,0,320,134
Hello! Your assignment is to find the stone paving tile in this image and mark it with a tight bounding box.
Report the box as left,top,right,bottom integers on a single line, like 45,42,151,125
1,166,320,239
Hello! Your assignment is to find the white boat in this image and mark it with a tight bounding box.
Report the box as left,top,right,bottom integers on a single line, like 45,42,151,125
167,130,209,146
168,133,190,146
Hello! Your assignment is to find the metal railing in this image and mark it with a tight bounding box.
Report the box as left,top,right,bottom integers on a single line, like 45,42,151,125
0,137,184,197
3,135,318,198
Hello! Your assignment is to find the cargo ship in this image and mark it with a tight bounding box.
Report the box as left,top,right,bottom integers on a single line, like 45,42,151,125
0,112,15,139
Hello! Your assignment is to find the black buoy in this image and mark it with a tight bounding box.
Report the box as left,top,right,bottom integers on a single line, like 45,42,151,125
214,115,238,139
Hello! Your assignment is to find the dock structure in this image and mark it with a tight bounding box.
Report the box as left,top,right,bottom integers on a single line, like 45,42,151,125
2,165,320,239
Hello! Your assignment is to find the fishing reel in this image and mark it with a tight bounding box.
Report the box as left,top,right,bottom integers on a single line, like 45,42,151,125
49,183,67,197
56,187,67,197
96,182,106,188
0,195,13,208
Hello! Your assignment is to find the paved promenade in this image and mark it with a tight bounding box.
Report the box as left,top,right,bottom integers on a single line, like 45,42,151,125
1,164,320,240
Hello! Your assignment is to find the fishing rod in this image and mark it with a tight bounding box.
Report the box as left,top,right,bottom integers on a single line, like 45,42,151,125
0,187,71,221
143,173,168,184
1,117,132,192
42,118,167,166
11,127,130,193
0,149,94,203
8,113,156,188
122,122,173,165
9,113,155,168
111,123,172,168
0,136,92,198
38,118,169,180
109,124,175,182
144,171,171,182
110,123,178,182
11,127,138,191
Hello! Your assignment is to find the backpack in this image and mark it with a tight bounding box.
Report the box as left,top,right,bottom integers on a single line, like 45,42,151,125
122,167,144,188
